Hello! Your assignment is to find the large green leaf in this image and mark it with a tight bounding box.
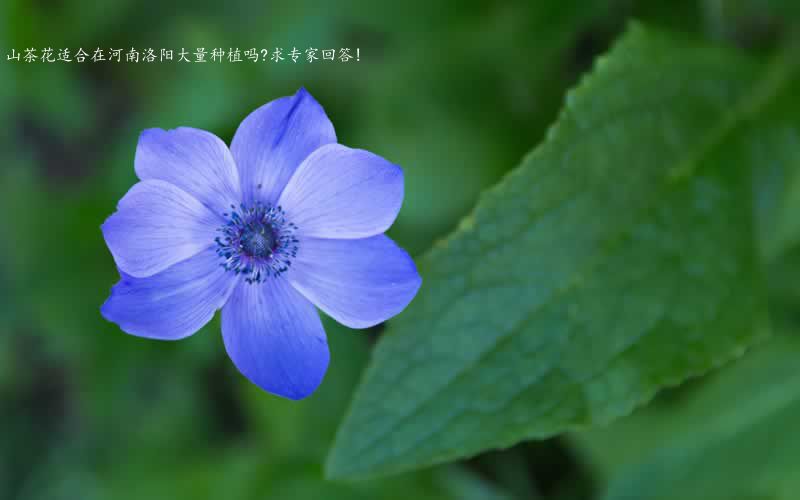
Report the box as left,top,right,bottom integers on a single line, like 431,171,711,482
326,24,778,479
600,331,800,500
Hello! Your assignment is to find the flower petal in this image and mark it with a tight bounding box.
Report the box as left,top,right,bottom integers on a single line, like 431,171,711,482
288,235,421,329
221,278,329,400
101,248,238,340
135,127,241,217
278,144,404,239
102,179,220,278
230,87,336,205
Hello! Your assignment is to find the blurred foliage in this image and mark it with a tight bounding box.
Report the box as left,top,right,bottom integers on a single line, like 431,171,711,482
4,0,800,499
576,329,800,500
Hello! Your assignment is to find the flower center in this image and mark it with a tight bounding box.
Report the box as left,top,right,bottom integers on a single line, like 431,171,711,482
215,203,298,284
241,222,276,259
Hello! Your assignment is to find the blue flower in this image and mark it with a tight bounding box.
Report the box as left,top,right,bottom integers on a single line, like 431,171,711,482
101,88,421,400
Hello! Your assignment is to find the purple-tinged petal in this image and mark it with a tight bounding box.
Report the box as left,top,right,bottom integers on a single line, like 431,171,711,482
278,144,404,239
230,88,336,205
101,248,238,340
288,235,421,329
101,179,220,278
221,278,329,400
135,127,241,217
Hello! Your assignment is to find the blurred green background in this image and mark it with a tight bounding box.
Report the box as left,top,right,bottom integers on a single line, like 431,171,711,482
2,1,799,499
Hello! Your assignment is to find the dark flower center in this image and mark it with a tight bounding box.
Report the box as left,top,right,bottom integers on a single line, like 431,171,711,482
215,202,298,284
241,222,276,259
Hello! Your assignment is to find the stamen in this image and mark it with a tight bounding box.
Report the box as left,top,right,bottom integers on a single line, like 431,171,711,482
215,202,298,284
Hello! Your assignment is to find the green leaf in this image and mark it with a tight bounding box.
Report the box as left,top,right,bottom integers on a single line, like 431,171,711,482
327,24,778,479
600,331,800,500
